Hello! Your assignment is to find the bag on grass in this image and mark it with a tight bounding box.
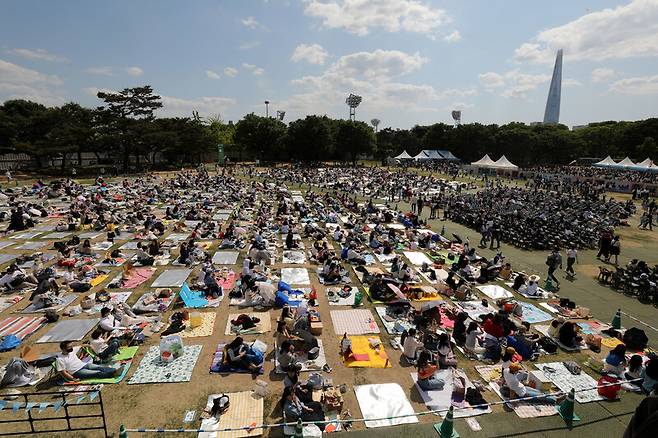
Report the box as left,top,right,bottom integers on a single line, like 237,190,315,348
210,394,230,417
597,374,621,400
623,328,648,351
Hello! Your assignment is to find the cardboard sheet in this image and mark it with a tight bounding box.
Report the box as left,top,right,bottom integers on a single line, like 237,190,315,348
36,318,99,343
212,251,240,265
152,269,193,287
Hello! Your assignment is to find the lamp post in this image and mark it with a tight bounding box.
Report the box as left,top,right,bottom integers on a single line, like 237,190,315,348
264,100,270,117
345,93,362,121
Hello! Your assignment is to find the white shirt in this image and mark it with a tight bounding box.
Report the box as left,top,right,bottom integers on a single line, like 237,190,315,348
567,249,577,259
503,369,527,397
90,338,109,354
99,315,118,331
55,352,86,374
403,336,422,359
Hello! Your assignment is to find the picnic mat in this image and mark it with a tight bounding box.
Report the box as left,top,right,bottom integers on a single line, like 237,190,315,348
374,306,412,335
325,287,362,306
457,301,495,320
535,362,604,403
128,344,202,384
331,309,380,335
411,369,492,418
14,241,48,250
198,391,264,438
0,295,24,313
476,285,513,300
179,312,217,338
216,270,236,291
282,251,306,264
209,343,265,375
84,292,133,314
212,251,240,265
0,241,14,250
151,268,192,288
20,294,78,314
225,312,271,335
354,383,418,428
274,340,327,373
0,254,18,265
36,318,100,343
403,251,434,266
475,364,503,383
342,336,390,368
89,274,109,288
0,316,48,341
489,381,557,418
280,268,310,285
517,302,553,324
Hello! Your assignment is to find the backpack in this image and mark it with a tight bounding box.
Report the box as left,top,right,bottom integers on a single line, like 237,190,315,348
623,328,648,351
44,309,60,323
210,394,230,417
538,337,558,354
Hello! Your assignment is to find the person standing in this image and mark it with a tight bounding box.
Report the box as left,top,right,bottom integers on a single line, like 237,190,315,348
566,245,578,278
610,235,621,266
546,248,563,289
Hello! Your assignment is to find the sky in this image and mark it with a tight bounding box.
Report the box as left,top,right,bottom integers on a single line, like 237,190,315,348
1,0,657,129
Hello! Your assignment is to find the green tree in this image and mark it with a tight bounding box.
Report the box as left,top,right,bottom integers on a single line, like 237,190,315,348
234,113,287,161
637,137,658,161
286,115,333,161
334,120,375,162
95,86,163,171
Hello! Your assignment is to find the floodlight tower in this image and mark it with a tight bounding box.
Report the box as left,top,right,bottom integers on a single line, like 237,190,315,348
346,93,362,121
276,110,286,121
451,110,461,128
370,118,380,133
264,100,270,117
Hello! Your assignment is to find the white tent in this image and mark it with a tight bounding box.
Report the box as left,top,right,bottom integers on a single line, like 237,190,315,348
634,158,655,169
493,155,519,170
394,150,413,160
616,157,636,168
413,151,431,160
471,154,497,168
593,156,617,167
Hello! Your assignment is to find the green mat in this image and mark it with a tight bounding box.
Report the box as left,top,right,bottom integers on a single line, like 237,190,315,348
113,346,139,361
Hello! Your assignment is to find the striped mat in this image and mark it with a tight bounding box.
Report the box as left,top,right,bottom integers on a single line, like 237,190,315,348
0,316,48,340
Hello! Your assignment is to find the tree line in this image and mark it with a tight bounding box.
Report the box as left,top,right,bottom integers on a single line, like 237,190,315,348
1,84,657,170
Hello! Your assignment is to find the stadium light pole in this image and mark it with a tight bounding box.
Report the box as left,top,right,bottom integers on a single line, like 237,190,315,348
276,110,286,121
345,93,362,121
264,100,270,117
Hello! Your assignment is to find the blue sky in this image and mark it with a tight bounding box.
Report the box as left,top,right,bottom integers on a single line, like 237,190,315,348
1,0,657,128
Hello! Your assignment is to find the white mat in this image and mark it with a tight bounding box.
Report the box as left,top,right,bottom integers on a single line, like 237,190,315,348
151,269,192,287
403,251,433,267
535,362,604,403
354,383,418,428
280,268,310,285
282,251,306,264
212,251,239,265
476,285,513,300
411,369,492,418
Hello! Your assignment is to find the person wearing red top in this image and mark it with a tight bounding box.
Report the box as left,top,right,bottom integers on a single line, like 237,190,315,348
483,314,505,361
483,314,505,338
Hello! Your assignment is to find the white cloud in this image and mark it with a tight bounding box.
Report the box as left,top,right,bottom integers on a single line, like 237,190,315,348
0,58,65,106
9,48,67,63
563,78,582,87
479,69,551,98
0,58,62,85
591,67,617,83
610,74,658,94
241,16,259,29
514,0,658,63
125,66,144,76
281,49,474,117
85,66,114,76
303,0,450,36
252,67,265,76
291,43,329,65
242,63,256,70
224,67,238,77
443,30,461,43
242,63,264,75
206,70,220,80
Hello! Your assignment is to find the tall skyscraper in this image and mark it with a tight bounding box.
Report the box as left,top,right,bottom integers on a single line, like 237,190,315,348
543,49,563,124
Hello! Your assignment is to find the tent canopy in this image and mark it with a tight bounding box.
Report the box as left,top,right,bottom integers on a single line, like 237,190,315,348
394,150,413,159
413,151,431,160
615,157,636,168
593,156,617,167
471,154,497,168
436,150,460,161
634,158,655,169
493,155,519,170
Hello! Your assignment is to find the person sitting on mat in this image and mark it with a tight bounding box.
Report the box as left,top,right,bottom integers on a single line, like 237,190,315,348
604,344,627,377
402,328,423,362
281,385,326,430
503,363,558,404
56,341,121,382
88,329,121,362
226,336,263,373
416,349,445,391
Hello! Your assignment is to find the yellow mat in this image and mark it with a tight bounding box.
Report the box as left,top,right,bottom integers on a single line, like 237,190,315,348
224,312,272,335
341,336,391,368
180,312,217,338
601,337,624,348
90,274,109,287
200,391,263,438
